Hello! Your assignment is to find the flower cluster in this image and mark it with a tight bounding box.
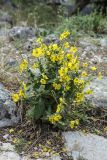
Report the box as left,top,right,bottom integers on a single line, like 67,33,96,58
12,31,100,129
12,82,26,102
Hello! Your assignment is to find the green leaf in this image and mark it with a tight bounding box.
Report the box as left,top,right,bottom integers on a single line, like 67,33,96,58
27,97,45,120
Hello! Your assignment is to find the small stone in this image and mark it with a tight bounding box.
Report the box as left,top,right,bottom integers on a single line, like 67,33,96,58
3,134,9,140
45,152,50,157
6,58,17,66
22,155,33,160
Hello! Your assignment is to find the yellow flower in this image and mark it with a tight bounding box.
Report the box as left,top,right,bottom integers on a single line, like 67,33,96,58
66,53,72,59
70,46,78,53
42,74,48,80
58,68,64,77
22,82,27,91
79,83,85,90
50,54,57,62
56,104,61,113
68,58,79,71
46,51,51,56
64,67,68,73
52,44,58,51
56,103,64,113
65,85,70,91
75,92,84,103
68,61,73,69
74,78,79,85
63,42,70,48
59,97,64,103
75,119,79,126
98,72,102,80
32,47,44,57
32,63,39,69
36,37,43,43
81,71,87,77
57,54,64,62
49,114,62,124
72,62,79,71
79,79,85,85
32,49,37,57
19,89,25,98
64,75,71,82
43,147,48,152
9,129,14,133
60,30,70,40
74,78,84,86
58,67,68,78
70,119,79,129
40,79,46,85
12,93,19,102
19,59,28,72
53,82,61,90
13,138,19,144
85,89,93,95
70,120,75,129
83,62,88,67
90,66,97,71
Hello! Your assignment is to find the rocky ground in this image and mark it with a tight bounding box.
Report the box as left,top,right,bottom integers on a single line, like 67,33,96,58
0,3,107,160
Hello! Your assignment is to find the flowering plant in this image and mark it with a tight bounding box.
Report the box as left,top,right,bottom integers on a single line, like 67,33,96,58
12,31,99,129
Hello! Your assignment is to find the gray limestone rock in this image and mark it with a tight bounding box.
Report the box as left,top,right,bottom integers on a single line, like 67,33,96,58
0,83,20,127
0,152,21,160
0,10,12,25
63,131,107,160
0,142,21,160
100,38,107,47
8,26,36,40
86,77,107,109
0,10,12,37
49,156,61,160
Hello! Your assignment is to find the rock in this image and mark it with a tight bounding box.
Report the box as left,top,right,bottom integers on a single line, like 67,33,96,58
22,155,32,160
86,77,107,109
63,131,107,160
0,11,12,37
38,28,50,36
22,155,61,160
6,58,17,66
8,26,36,40
23,37,36,52
80,4,94,15
0,142,14,151
90,55,102,64
50,155,61,160
44,34,60,44
0,141,61,160
0,27,10,37
100,38,107,47
79,38,96,49
0,142,21,160
0,151,21,160
0,83,20,127
0,10,12,25
66,4,93,17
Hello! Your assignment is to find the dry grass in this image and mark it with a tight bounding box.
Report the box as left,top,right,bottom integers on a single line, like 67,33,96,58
0,37,21,89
